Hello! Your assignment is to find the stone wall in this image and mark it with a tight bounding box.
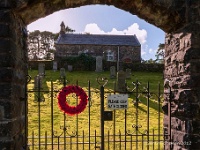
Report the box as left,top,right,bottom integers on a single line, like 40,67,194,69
16,0,184,33
55,44,141,62
0,9,27,149
163,23,200,149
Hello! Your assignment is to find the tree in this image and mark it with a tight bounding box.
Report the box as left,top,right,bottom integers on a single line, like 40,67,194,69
28,24,75,60
28,30,57,60
65,26,75,33
155,43,165,63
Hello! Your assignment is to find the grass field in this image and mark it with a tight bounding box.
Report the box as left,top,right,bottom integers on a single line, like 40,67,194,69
27,70,164,150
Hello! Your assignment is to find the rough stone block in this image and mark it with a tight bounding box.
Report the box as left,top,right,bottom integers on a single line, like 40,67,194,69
191,120,200,133
13,84,23,97
165,62,190,78
171,130,190,148
0,117,24,136
189,135,200,149
184,48,200,60
0,24,9,37
0,23,17,42
0,105,4,120
0,68,13,82
0,101,23,119
0,39,16,55
169,75,200,89
0,140,14,150
0,54,15,67
171,64,178,77
172,145,187,150
164,65,173,78
13,70,26,84
0,136,25,150
178,63,189,76
174,89,200,103
189,60,200,73
0,39,11,52
0,0,15,8
171,118,197,133
188,75,200,88
165,55,171,67
163,115,170,127
175,102,199,118
0,121,13,137
0,83,11,98
0,10,15,24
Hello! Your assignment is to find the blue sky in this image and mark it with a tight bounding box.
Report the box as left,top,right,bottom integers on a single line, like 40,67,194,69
27,5,165,60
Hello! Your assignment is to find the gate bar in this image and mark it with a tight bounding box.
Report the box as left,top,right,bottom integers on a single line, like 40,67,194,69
113,83,116,150
100,85,105,150
76,80,79,150
88,80,91,150
158,82,161,149
38,76,41,150
124,109,127,150
25,75,31,149
147,81,150,150
51,80,54,150
135,80,139,150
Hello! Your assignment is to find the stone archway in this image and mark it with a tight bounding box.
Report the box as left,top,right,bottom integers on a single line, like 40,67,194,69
0,0,199,149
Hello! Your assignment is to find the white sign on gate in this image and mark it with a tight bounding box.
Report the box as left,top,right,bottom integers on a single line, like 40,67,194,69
107,94,128,109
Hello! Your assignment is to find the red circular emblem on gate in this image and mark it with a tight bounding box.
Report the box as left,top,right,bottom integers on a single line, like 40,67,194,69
57,85,88,115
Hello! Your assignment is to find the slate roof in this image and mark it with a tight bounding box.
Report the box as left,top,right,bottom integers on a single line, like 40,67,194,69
56,34,141,46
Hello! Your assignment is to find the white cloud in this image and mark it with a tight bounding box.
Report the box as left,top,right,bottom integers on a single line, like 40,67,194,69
108,28,124,35
141,44,148,57
124,23,147,44
83,23,153,60
141,44,157,60
83,23,147,44
141,49,147,56
149,48,153,53
84,23,105,34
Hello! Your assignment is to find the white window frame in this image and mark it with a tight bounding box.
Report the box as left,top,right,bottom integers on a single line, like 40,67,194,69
106,50,115,61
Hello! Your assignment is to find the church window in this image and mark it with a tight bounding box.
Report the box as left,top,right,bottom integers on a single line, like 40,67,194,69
106,50,115,61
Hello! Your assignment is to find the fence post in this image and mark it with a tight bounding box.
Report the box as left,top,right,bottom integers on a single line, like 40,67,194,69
100,85,105,150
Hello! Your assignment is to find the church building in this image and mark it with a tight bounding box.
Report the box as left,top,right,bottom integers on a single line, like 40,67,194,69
55,22,141,63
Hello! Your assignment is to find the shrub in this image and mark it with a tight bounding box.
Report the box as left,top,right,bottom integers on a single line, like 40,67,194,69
61,54,96,71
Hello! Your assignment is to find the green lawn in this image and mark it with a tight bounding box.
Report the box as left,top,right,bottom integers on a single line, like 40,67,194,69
27,70,164,150
28,70,163,91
